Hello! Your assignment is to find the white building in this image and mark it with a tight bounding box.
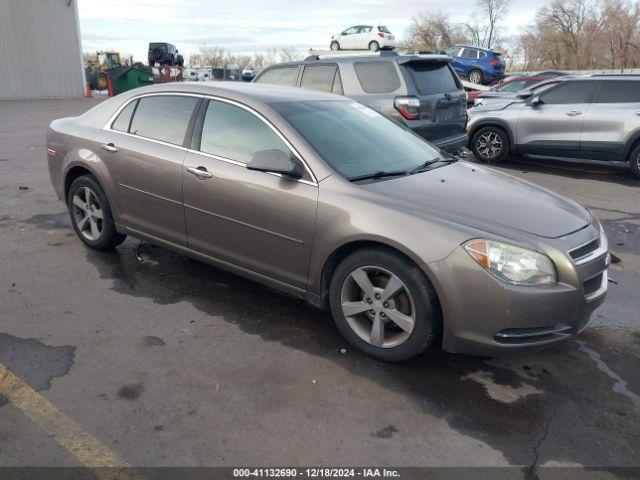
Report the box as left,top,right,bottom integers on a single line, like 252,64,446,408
0,0,85,98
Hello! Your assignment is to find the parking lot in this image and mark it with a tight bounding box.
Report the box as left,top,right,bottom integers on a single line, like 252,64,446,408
0,97,639,474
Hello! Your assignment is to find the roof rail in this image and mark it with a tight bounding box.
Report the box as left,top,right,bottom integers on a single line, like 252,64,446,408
304,50,398,61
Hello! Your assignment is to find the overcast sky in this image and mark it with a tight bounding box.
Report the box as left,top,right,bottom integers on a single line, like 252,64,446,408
78,0,538,61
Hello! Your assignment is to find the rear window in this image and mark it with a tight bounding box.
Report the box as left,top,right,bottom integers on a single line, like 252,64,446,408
129,95,198,145
353,62,401,93
407,62,459,95
378,26,391,33
595,81,640,103
492,53,506,65
255,67,298,86
300,65,338,93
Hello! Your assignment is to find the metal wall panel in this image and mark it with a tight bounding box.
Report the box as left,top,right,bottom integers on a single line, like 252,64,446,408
0,0,85,98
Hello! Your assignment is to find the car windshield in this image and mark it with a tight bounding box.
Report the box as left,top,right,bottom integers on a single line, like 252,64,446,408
378,26,391,33
272,101,443,180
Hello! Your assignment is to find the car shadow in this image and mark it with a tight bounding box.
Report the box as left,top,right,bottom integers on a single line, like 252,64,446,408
72,236,640,470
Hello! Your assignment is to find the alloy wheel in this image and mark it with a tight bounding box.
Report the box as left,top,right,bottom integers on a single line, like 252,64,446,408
469,71,482,84
476,131,503,160
340,266,416,348
369,42,379,51
71,186,103,241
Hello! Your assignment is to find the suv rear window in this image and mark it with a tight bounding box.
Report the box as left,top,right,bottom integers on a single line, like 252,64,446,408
406,62,459,95
354,62,401,93
492,53,506,66
256,67,298,86
595,81,640,103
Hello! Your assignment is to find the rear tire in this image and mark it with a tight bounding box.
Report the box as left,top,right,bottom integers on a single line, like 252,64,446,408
468,69,484,85
471,126,509,163
67,175,126,250
330,41,340,51
629,144,640,179
329,248,439,362
368,41,380,51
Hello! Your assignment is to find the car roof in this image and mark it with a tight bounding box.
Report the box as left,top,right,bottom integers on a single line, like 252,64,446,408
119,81,349,105
274,51,450,66
453,45,499,53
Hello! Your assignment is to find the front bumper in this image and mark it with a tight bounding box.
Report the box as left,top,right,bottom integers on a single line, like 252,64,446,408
429,222,608,356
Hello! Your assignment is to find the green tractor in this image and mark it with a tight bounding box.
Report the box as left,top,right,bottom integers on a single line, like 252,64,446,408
85,51,121,90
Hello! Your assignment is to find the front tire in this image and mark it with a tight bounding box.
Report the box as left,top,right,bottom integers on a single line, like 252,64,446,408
67,175,126,250
629,144,640,179
329,248,439,362
330,41,340,51
468,69,484,85
368,41,380,51
471,126,509,163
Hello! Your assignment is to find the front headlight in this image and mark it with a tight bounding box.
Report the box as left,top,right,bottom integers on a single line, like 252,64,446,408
464,239,557,285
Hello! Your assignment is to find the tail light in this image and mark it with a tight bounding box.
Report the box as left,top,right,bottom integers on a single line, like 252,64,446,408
394,96,420,120
47,147,56,156
378,32,385,38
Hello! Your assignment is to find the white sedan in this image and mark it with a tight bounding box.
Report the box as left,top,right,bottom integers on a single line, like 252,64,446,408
330,25,396,51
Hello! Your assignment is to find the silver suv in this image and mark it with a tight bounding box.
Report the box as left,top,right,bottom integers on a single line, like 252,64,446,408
254,51,468,153
467,76,640,178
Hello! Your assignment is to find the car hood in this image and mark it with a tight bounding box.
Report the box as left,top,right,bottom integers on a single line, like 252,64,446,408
469,101,523,113
364,161,590,239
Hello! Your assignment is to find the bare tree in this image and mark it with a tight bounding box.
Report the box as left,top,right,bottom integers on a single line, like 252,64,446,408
477,0,510,49
278,46,303,63
404,11,470,51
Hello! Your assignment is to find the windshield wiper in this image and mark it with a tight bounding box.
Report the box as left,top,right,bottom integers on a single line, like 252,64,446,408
411,154,459,173
347,170,409,182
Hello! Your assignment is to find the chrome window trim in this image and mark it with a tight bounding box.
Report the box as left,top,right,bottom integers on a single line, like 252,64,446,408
102,91,318,186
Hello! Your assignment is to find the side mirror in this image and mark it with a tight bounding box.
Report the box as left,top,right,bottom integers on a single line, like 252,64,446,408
529,95,543,107
516,91,532,99
247,149,302,179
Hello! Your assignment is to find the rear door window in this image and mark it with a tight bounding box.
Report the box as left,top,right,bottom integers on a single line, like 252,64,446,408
300,65,338,93
594,81,640,103
255,67,298,86
129,95,199,145
540,81,598,105
407,62,459,95
461,49,478,59
354,62,401,93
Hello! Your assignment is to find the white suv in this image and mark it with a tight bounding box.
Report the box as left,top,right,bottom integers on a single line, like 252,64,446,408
330,25,396,51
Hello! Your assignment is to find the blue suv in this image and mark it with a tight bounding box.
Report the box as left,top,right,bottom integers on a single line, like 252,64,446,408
442,45,505,85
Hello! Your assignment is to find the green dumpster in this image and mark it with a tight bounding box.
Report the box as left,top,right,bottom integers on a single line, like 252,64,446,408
108,65,154,95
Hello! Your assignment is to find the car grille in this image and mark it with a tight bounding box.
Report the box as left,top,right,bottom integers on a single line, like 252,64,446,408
568,231,609,301
569,238,600,261
583,272,604,296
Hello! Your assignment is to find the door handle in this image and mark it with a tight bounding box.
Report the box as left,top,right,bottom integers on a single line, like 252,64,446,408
187,166,213,179
635,111,640,116
566,111,582,117
102,143,118,153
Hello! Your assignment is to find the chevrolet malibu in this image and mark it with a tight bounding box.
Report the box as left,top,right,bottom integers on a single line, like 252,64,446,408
47,83,609,361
